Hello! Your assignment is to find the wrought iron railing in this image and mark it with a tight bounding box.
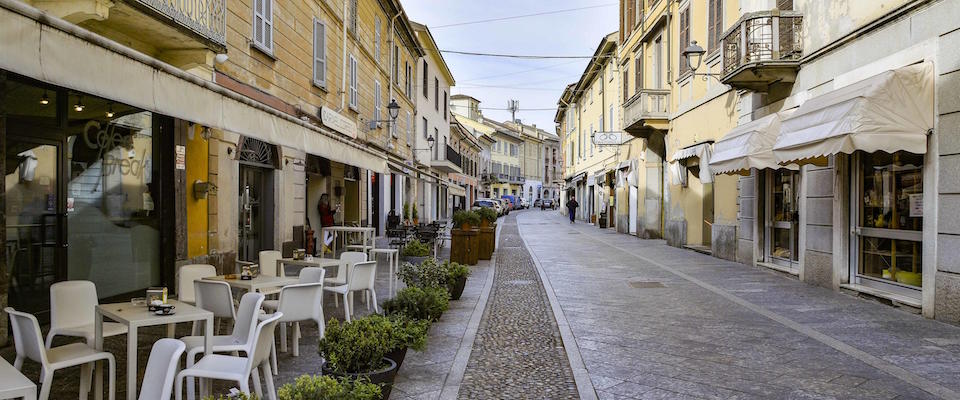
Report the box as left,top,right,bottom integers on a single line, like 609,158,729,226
135,0,227,46
445,145,462,168
721,11,802,77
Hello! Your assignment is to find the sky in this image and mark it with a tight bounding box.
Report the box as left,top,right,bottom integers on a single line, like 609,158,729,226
401,1,619,133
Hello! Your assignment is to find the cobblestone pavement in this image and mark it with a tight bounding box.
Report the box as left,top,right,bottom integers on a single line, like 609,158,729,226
458,213,580,400
519,211,960,400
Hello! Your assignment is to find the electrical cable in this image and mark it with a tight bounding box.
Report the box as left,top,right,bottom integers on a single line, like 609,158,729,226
459,60,582,82
431,3,617,29
440,50,593,59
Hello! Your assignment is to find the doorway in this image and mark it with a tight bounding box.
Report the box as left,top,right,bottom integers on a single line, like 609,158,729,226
238,164,274,262
764,169,800,270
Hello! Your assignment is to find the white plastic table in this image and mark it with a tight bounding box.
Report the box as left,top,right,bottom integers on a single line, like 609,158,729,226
0,357,35,400
276,257,341,276
369,248,399,296
320,226,375,257
203,275,299,293
94,300,213,400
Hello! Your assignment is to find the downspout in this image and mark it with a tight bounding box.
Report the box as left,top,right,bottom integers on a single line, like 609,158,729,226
339,0,348,111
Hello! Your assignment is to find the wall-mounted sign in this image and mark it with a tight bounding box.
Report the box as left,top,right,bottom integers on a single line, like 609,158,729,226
592,131,623,146
175,145,186,170
320,107,358,139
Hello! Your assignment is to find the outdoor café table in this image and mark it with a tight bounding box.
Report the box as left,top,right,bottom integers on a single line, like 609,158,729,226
276,257,342,276
94,300,214,400
203,274,299,294
319,226,375,257
0,356,35,400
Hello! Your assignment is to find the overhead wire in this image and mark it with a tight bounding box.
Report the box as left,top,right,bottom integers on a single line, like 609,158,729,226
431,3,617,29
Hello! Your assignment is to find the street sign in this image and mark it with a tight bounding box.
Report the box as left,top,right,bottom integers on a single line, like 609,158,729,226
320,107,358,139
592,131,623,146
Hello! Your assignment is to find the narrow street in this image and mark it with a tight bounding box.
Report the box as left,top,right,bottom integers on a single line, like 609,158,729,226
517,210,960,400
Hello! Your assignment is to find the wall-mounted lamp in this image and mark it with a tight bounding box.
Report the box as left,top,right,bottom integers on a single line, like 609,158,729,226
193,180,218,199
367,99,401,130
682,41,722,82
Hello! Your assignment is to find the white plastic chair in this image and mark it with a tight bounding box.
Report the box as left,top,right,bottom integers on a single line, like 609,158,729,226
266,279,326,373
324,260,378,322
262,267,325,312
193,280,236,335
45,280,127,348
179,293,265,398
262,267,324,372
257,250,284,296
6,307,116,400
175,312,283,400
138,339,186,400
178,264,217,305
324,252,366,308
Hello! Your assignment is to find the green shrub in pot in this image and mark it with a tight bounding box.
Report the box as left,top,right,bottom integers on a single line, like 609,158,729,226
277,375,382,400
445,260,470,300
317,317,395,375
396,257,446,288
476,207,497,224
400,239,431,257
382,286,450,322
452,210,481,229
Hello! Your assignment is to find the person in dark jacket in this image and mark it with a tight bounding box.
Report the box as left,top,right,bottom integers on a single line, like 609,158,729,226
565,198,579,224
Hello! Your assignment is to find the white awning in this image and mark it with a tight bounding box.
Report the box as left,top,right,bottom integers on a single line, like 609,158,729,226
774,62,934,164
0,4,388,173
711,110,797,175
669,142,714,183
447,184,467,197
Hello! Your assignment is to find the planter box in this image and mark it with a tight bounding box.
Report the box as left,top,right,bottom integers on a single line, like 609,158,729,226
322,358,398,399
450,228,479,265
447,275,467,300
478,225,495,260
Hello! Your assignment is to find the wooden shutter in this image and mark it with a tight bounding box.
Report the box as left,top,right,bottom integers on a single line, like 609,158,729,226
313,19,326,86
679,8,690,74
777,0,793,10
626,0,635,32
263,0,273,51
623,69,629,102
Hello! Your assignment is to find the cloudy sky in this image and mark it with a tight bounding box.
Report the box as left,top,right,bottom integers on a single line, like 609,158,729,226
401,1,619,132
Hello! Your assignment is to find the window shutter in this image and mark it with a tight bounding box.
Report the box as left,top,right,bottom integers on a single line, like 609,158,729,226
349,56,358,109
635,54,643,93
679,8,690,74
423,61,429,98
313,19,326,86
254,0,264,45
777,0,793,10
375,18,381,63
375,80,382,122
434,78,439,110
263,0,273,50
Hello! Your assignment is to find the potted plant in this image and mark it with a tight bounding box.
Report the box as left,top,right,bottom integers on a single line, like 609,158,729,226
277,375,382,400
384,315,429,369
396,257,446,288
476,208,497,260
411,204,419,225
318,317,402,399
382,286,450,322
402,203,411,225
400,239,431,265
445,261,470,300
450,210,480,265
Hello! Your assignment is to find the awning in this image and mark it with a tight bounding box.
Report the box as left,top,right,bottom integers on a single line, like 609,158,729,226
711,110,797,175
566,172,587,184
447,184,467,197
0,4,388,173
669,142,714,183
774,62,934,164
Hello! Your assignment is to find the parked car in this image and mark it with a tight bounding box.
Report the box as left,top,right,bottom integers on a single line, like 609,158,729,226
519,198,530,209
480,198,505,215
533,199,542,208
541,199,555,210
501,195,517,211
473,199,497,213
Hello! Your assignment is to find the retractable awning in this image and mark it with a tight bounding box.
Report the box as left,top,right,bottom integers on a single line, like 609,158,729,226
448,184,467,197
774,62,934,164
670,142,714,183
711,110,797,175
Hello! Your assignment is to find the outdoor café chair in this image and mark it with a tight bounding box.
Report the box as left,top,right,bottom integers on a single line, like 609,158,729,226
263,267,325,368
138,339,186,400
324,261,378,322
193,280,237,335
177,264,217,306
265,279,325,373
7,307,116,400
179,292,265,398
45,280,128,348
324,252,366,308
175,312,283,400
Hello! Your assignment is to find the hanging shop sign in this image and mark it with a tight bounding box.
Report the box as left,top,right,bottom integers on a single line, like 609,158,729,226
593,131,624,146
320,107,358,139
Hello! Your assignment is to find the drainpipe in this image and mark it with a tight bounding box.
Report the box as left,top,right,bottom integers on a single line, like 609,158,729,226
339,0,348,111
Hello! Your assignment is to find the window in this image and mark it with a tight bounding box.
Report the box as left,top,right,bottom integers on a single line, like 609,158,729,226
609,105,616,130
393,45,399,85
510,144,518,156
422,60,429,98
349,55,358,110
252,0,273,54
374,17,381,63
623,69,629,102
434,128,440,159
777,0,793,10
405,62,412,98
406,111,412,144
598,116,603,133
635,0,643,24
348,0,358,35
679,7,691,74
443,91,448,119
422,117,428,138
634,51,643,93
589,124,594,156
312,19,326,87
434,78,439,111
708,0,723,54
374,80,382,125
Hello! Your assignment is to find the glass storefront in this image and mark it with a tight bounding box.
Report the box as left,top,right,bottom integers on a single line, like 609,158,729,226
853,151,923,291
2,73,163,315
766,170,800,267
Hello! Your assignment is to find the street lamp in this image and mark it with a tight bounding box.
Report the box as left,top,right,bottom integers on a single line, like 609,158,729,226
368,99,402,130
413,134,435,151
682,40,721,81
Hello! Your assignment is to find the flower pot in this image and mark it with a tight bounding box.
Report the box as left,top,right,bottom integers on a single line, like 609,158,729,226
466,228,480,265
478,225,495,260
322,358,398,399
450,229,477,265
402,255,429,266
386,347,409,369
447,275,467,300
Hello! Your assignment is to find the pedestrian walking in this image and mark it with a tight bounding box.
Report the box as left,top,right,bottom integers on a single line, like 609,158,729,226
565,198,579,224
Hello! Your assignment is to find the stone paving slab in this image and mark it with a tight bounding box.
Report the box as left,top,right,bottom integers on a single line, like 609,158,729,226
458,214,579,400
518,211,960,400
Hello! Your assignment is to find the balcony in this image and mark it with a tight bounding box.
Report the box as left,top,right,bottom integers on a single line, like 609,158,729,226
720,10,803,91
431,145,463,173
623,89,670,138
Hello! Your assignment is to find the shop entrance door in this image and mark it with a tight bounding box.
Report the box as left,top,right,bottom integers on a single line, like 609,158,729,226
4,135,66,318
239,164,274,262
765,170,800,270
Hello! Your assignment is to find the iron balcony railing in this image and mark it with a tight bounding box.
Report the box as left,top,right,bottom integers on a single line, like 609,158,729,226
721,10,803,78
445,145,462,168
135,0,227,46
623,88,670,129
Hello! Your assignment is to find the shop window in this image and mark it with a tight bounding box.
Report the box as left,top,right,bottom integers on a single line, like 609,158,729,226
767,170,799,264
855,151,924,289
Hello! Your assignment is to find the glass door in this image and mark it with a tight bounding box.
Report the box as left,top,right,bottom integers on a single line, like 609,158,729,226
238,164,273,262
765,170,800,269
851,152,923,298
5,136,65,317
